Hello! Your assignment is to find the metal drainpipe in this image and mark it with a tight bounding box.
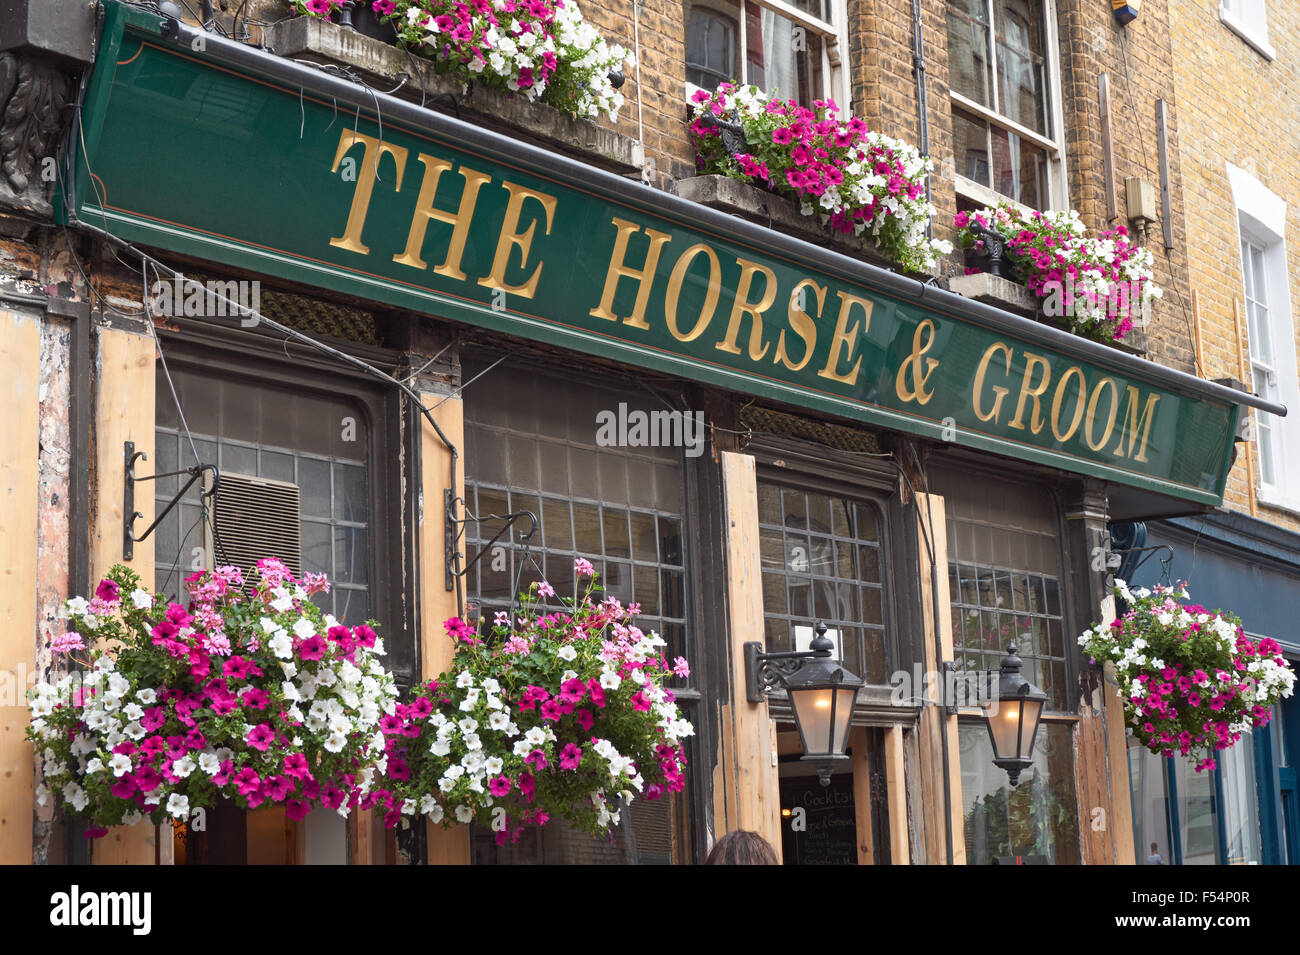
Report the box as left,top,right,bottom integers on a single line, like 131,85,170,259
912,0,933,240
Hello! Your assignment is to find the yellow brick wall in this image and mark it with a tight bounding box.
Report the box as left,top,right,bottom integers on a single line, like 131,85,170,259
1172,0,1300,529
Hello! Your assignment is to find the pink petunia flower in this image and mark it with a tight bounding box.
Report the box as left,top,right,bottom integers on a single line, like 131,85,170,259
558,743,583,771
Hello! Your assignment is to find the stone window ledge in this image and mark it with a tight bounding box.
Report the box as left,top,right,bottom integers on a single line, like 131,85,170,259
945,271,1149,357
671,175,915,275
264,17,644,177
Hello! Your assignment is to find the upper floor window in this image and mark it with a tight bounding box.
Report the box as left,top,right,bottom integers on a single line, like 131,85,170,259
1219,0,1274,60
1242,236,1282,488
684,1,846,107
1231,162,1299,512
946,0,1063,210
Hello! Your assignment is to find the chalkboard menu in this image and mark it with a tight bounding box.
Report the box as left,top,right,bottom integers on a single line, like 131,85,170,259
780,775,858,865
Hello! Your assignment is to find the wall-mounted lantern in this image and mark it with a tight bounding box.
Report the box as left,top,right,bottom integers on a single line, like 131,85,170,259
982,644,1047,786
745,622,864,786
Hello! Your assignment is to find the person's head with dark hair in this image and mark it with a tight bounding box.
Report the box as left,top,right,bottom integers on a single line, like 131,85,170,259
704,830,779,865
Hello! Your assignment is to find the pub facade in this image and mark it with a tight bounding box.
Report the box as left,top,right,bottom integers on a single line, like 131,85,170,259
0,0,1280,864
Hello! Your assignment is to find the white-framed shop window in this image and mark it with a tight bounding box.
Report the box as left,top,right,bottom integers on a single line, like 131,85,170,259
1230,162,1300,511
946,0,1067,211
1219,0,1275,61
683,0,849,109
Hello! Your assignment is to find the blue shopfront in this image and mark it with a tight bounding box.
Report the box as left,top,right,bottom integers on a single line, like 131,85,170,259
1122,512,1300,865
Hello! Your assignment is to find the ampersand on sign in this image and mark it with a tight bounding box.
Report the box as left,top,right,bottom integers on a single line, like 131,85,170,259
896,319,939,405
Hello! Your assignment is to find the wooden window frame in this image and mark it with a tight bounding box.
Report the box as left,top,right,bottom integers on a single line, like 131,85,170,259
947,0,1068,211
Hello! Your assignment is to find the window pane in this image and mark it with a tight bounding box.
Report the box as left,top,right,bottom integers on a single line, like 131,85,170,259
748,3,825,102
960,721,1080,864
759,486,890,684
1220,743,1263,864
994,0,1050,135
947,0,993,107
990,124,1048,208
953,107,991,186
686,5,738,89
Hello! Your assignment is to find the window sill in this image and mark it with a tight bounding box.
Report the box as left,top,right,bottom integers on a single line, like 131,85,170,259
945,270,1038,317
945,270,1151,356
264,17,645,176
1255,486,1300,518
954,174,1039,217
672,174,911,273
1219,8,1277,61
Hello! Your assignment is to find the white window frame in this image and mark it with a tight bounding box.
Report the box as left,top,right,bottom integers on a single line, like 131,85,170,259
683,0,850,113
1229,162,1300,512
948,0,1068,212
1219,0,1275,61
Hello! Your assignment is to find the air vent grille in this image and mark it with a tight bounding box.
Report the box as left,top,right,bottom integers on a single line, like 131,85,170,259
204,471,302,581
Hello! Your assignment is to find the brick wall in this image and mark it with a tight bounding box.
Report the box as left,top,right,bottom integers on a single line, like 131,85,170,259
1171,0,1300,529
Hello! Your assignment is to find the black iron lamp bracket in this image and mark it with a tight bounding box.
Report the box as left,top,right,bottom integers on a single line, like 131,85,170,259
123,440,219,562
743,621,835,703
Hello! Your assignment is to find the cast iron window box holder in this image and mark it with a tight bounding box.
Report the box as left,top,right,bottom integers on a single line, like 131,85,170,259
123,440,219,562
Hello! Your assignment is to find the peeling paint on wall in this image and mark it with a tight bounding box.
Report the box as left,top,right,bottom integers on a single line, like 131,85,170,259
32,315,72,865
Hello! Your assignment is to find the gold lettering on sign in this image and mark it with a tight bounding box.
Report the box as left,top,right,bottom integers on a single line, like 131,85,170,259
1112,386,1161,462
895,319,939,405
973,341,1013,423
664,243,722,342
477,181,558,299
817,291,872,386
1050,366,1088,443
329,130,409,256
589,218,673,330
1085,378,1119,451
393,154,492,279
716,258,776,361
774,279,825,372
1008,351,1052,434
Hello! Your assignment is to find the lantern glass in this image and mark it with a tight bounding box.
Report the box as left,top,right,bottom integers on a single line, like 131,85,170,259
791,685,857,758
987,697,1043,762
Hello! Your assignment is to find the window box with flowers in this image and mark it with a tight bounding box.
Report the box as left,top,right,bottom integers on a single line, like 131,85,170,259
272,0,643,175
952,203,1162,350
684,83,952,276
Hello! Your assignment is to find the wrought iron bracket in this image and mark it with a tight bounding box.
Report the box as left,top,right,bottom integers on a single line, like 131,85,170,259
444,495,539,592
743,642,818,703
123,440,218,562
967,219,1009,277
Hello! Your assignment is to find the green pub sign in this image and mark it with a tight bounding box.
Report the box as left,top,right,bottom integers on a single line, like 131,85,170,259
63,2,1247,506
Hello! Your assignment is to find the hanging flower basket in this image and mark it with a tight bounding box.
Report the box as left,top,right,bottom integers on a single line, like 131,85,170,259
1079,580,1295,773
689,83,951,275
373,560,694,844
292,0,632,121
955,203,1162,344
28,560,398,836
